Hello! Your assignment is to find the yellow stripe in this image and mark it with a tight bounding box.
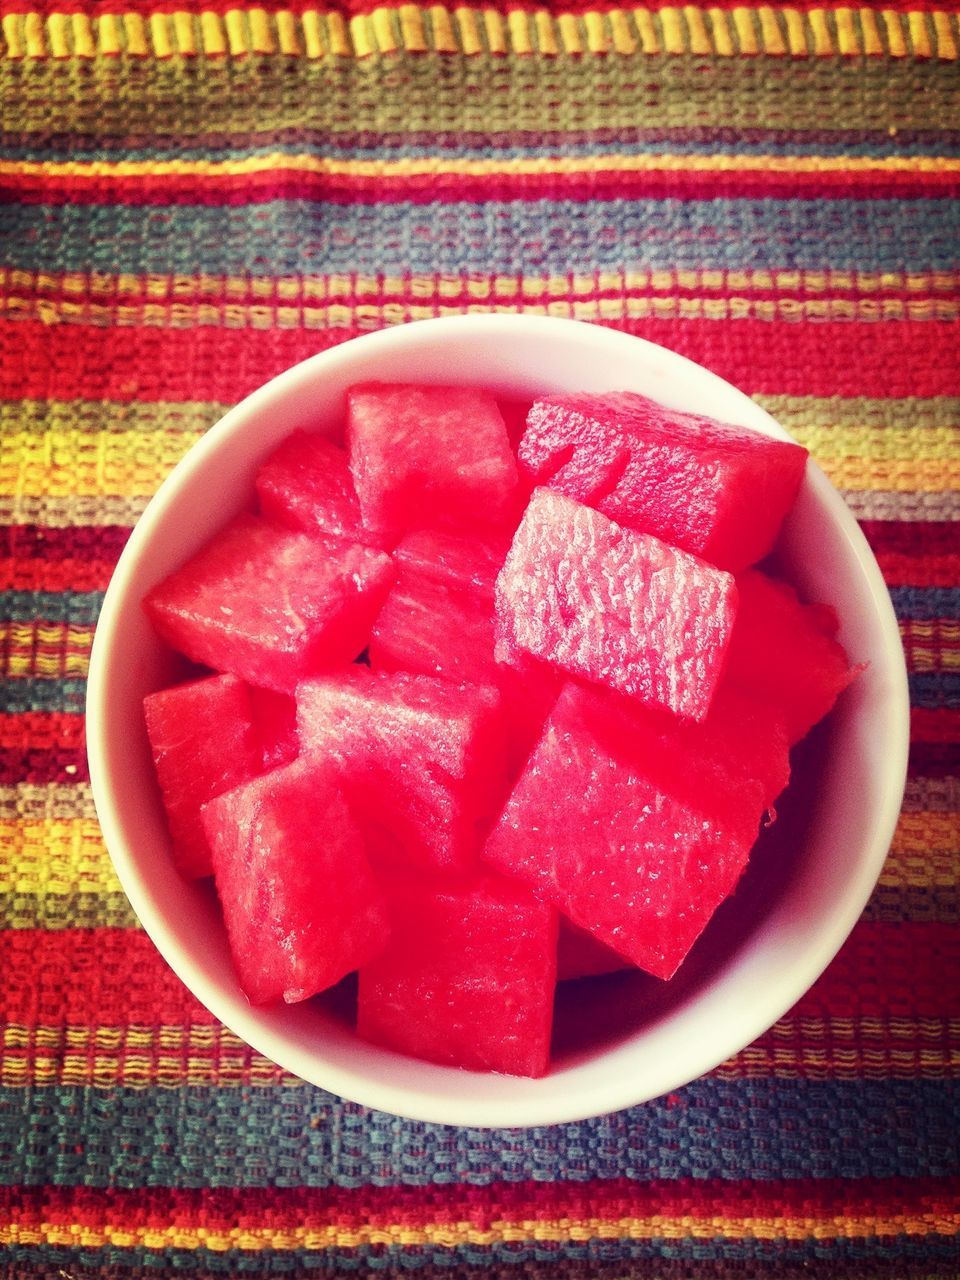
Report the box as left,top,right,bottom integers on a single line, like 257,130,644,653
3,5,957,59
0,621,93,679
7,152,959,181
0,429,202,498
0,818,116,897
785,423,960,462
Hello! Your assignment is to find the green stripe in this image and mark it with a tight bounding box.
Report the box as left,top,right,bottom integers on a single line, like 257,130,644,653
0,399,225,436
4,55,959,137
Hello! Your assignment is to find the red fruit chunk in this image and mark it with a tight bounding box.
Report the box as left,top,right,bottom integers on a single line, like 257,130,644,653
557,919,632,982
202,759,389,1005
483,684,773,980
358,872,557,1077
247,686,299,771
724,569,859,744
143,514,395,694
495,488,738,721
347,383,519,540
297,668,505,872
144,673,262,879
255,429,372,545
519,392,808,571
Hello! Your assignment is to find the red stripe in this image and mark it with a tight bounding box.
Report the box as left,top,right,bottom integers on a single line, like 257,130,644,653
2,923,957,1027
0,712,88,784
0,526,131,592
3,1175,958,1231
861,521,960,558
2,320,958,401
3,168,956,207
876,553,960,588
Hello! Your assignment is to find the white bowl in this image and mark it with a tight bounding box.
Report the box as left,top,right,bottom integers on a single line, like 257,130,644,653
86,315,909,1128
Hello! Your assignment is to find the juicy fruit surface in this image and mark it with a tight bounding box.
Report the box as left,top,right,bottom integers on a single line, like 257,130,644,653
297,668,506,872
483,684,774,980
347,383,519,540
495,487,738,721
725,569,858,744
255,429,371,545
143,514,395,693
202,759,389,1005
144,673,262,879
519,392,807,571
358,873,557,1077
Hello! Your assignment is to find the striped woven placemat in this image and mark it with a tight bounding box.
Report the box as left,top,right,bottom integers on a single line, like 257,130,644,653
1,3,958,1273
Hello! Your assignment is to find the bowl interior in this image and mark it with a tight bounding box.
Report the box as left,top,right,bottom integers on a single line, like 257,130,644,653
87,315,909,1127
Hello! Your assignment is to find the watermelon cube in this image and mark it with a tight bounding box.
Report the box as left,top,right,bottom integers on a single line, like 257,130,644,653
724,569,859,744
347,383,519,541
495,488,738,721
202,758,389,1005
297,668,506,872
557,919,632,982
255,429,373,546
483,683,774,980
518,392,808,571
247,686,299,771
357,872,557,1077
144,673,262,879
143,514,394,693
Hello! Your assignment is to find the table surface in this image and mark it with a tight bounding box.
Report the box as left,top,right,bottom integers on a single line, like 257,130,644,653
2,4,958,1276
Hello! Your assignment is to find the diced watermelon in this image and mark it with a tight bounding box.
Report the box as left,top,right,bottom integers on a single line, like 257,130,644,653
357,872,557,1077
297,668,506,872
144,673,262,879
497,398,533,452
202,758,389,1005
518,392,808,571
495,488,738,721
347,383,519,541
724,569,859,744
247,686,299,771
482,683,772,980
143,514,395,693
557,919,632,982
394,528,512,594
255,429,373,546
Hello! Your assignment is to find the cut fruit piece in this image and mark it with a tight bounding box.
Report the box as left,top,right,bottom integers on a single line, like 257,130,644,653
297,668,505,872
255,429,373,546
557,919,632,982
724,569,860,744
358,872,557,1077
482,683,773,980
347,383,519,540
143,514,395,693
247,686,299,771
495,488,738,721
202,758,389,1006
144,673,262,879
519,392,808,571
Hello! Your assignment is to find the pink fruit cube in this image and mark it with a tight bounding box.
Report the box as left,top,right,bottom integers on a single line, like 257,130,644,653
255,429,373,546
143,514,395,693
247,686,299,771
202,758,389,1005
483,683,776,980
297,668,505,872
358,872,557,1077
347,383,519,540
144,673,262,879
519,392,807,571
495,488,738,721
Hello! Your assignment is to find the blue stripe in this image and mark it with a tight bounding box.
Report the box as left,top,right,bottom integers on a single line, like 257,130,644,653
0,200,957,277
0,679,86,714
3,1079,957,1188
0,591,104,625
889,586,960,621
909,672,960,708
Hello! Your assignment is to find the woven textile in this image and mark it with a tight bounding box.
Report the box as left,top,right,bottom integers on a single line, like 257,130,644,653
1,2,959,1274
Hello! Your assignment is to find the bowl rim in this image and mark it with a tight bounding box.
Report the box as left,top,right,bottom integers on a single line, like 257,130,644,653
86,314,911,1127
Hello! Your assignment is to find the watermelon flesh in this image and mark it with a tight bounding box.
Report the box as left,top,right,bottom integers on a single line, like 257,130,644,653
557,919,633,982
483,683,778,980
358,871,557,1077
255,429,373,546
495,488,738,722
143,673,262,879
297,668,506,873
724,569,860,744
202,758,389,1005
518,392,808,571
247,686,299,771
347,383,519,541
143,514,395,693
